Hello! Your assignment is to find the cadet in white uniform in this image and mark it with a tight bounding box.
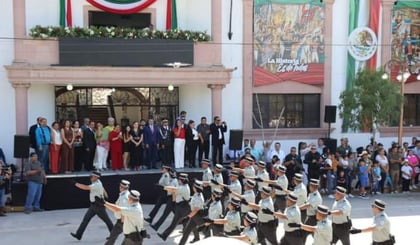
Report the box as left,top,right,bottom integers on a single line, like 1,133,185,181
105,179,130,245
105,190,147,245
350,199,393,245
201,159,213,200
158,173,191,241
271,192,303,245
264,164,288,212
233,157,256,185
145,166,171,224
253,161,270,203
330,186,352,245
244,186,277,245
151,168,178,231
213,170,242,210
203,189,224,237
210,196,242,235
230,212,258,244
231,179,256,221
288,204,332,245
300,178,323,243
71,171,113,241
293,173,308,222
179,180,205,245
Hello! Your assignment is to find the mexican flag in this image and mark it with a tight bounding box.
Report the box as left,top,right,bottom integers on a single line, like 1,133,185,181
86,0,157,14
60,0,73,27
166,0,178,30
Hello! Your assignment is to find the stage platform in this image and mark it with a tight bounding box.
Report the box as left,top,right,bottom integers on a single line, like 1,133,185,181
11,168,206,210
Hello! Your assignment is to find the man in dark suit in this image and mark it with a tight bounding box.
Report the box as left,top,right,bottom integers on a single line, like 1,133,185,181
159,119,173,167
144,118,160,169
210,116,227,165
83,121,96,171
29,117,41,150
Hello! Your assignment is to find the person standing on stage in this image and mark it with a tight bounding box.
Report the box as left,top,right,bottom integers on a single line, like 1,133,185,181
109,124,123,170
143,118,160,169
210,116,227,165
70,171,113,240
330,186,352,245
350,199,393,245
157,173,191,241
151,168,178,231
105,179,130,245
145,165,171,224
83,120,96,171
35,117,51,172
105,190,148,245
173,119,186,169
264,164,288,212
159,119,173,167
300,178,323,243
197,116,211,163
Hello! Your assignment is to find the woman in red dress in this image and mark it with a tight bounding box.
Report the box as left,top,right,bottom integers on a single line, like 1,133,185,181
60,120,74,173
109,124,123,170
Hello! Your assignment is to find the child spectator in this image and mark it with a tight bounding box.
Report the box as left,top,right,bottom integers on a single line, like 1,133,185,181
371,161,381,195
357,159,369,198
336,170,346,189
401,160,413,193
406,149,419,189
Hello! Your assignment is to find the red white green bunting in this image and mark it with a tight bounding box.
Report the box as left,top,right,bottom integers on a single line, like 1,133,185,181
86,0,157,14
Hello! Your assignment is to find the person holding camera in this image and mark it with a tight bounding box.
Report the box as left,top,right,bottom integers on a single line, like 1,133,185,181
350,199,394,245
0,161,12,216
210,116,227,165
105,190,148,245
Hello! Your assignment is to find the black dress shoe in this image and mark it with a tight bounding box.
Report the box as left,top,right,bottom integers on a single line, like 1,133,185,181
190,238,200,243
157,233,167,241
144,217,152,223
70,232,81,240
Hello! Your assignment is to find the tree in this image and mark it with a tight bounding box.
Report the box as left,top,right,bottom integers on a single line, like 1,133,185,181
338,68,403,133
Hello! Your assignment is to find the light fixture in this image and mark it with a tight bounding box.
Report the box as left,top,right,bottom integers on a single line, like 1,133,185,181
417,74,420,81
381,73,389,80
168,84,174,91
403,71,411,80
66,84,73,91
396,73,402,82
111,88,116,92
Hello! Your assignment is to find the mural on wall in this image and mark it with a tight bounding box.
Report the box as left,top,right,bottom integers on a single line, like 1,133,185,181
253,0,325,86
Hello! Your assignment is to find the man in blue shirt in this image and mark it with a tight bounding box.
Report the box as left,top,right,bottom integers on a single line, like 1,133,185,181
35,118,51,172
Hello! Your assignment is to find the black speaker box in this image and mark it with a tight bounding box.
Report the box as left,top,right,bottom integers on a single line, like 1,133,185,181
229,130,243,151
324,105,337,123
323,138,337,154
14,135,30,159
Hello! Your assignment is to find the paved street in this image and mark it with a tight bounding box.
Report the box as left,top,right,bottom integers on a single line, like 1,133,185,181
1,192,419,245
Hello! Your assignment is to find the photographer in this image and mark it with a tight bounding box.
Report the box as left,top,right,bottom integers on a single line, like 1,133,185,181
0,162,12,216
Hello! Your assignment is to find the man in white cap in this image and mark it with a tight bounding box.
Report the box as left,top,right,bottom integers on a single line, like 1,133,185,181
299,179,323,243
145,165,171,224
350,199,393,245
293,173,308,222
105,190,147,245
288,204,332,245
105,179,131,245
71,171,113,240
330,186,352,245
264,164,288,212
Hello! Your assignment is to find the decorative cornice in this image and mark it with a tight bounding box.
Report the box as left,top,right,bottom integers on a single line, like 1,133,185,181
12,82,31,88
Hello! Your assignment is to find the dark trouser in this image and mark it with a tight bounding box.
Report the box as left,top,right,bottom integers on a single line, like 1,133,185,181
122,232,143,245
372,240,393,245
84,147,95,171
301,209,307,223
187,141,199,167
160,144,173,166
303,215,317,242
74,146,84,171
402,178,410,192
160,202,191,239
153,197,175,230
203,224,223,237
255,190,262,204
332,222,351,245
279,230,304,245
198,140,210,163
224,230,241,236
148,189,167,222
212,143,223,165
257,220,278,245
179,215,204,245
74,203,113,239
146,144,158,169
105,219,123,245
274,195,286,212
379,172,387,193
203,187,211,201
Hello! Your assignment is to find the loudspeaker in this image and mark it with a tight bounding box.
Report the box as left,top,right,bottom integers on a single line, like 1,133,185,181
14,135,30,159
229,130,243,151
323,138,337,154
324,105,337,123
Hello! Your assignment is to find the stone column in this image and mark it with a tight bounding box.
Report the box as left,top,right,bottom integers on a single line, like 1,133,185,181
13,83,30,134
211,0,222,65
208,84,225,118
13,0,26,63
381,0,395,65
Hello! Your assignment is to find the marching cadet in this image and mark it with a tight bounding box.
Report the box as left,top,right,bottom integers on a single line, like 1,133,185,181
71,171,113,241
202,189,224,237
242,186,277,245
157,173,191,241
350,199,393,245
330,186,352,245
300,178,323,243
105,179,130,245
212,170,242,209
205,196,242,236
203,164,224,193
252,161,269,203
179,180,205,245
233,157,256,185
229,211,258,244
288,204,332,245
201,159,213,200
264,164,288,212
266,192,302,245
151,168,178,231
145,165,171,224
293,173,308,222
231,179,256,221
104,190,148,245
